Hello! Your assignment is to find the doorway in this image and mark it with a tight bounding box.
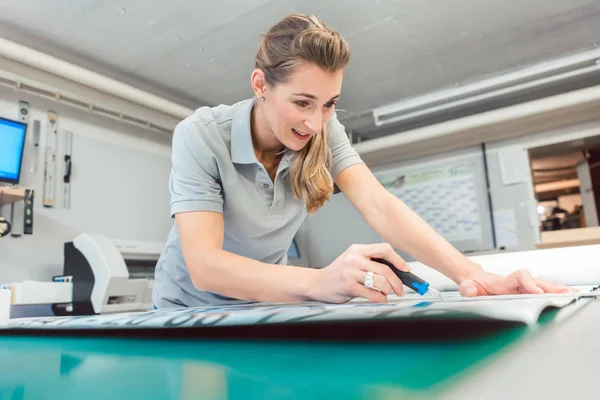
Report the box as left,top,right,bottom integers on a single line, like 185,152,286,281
528,136,600,232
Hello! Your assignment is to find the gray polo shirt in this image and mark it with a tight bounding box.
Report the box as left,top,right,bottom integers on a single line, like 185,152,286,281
153,98,364,308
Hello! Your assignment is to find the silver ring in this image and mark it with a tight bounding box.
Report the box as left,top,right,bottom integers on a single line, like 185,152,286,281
364,271,375,288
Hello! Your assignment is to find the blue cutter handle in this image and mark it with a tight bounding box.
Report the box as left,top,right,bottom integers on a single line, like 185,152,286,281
371,257,430,295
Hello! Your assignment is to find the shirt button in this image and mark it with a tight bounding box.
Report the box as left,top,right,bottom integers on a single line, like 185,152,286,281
263,183,269,189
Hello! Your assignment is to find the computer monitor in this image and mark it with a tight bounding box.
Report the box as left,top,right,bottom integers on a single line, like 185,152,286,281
0,116,28,184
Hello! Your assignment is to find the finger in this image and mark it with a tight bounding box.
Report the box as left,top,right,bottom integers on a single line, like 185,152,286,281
357,259,404,296
534,278,571,293
515,269,544,294
355,243,410,272
350,282,388,303
458,279,483,297
373,274,394,295
517,286,529,294
351,270,393,295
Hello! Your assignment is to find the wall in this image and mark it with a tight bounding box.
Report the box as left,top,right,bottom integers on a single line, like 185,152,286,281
0,85,174,283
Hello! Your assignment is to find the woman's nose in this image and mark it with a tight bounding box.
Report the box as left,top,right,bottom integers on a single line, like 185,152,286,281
304,114,322,134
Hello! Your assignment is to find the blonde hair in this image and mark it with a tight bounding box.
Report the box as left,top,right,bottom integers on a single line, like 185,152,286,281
255,13,351,213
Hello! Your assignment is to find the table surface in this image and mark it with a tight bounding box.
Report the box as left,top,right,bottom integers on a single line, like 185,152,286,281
1,297,597,400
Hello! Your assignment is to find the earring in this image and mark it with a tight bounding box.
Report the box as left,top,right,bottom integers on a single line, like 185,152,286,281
260,96,265,102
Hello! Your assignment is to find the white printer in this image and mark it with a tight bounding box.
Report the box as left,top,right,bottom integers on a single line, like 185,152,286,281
63,233,162,315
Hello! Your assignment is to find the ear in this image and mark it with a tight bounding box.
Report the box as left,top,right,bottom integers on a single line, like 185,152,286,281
250,68,267,98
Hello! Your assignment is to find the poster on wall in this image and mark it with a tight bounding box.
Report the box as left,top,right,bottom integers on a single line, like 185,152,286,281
376,163,482,243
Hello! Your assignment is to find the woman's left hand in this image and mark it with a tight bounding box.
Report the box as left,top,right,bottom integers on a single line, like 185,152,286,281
458,268,575,297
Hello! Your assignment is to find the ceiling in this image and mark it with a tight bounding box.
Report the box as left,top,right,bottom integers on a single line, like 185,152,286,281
2,0,600,137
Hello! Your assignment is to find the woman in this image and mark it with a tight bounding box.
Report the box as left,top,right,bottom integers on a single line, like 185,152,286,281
153,13,570,308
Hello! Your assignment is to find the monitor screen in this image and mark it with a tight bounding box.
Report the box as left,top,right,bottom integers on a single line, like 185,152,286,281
0,117,27,184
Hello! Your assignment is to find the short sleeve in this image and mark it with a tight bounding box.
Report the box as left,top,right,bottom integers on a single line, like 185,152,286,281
327,112,364,178
169,122,223,217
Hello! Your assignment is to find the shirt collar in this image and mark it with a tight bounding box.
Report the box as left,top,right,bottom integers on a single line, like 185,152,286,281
231,98,294,170
231,98,258,164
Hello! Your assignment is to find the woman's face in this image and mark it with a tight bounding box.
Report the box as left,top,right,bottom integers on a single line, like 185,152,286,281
262,63,344,152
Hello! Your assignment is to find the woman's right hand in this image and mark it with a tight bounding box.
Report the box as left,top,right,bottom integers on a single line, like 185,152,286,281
308,243,410,303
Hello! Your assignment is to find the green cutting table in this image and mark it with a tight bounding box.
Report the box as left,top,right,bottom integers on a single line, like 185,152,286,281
1,297,597,400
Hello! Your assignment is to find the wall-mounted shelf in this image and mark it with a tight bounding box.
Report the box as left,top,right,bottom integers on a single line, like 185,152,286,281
0,187,26,205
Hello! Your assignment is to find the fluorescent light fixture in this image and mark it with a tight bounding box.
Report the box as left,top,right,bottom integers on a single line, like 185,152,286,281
373,49,600,127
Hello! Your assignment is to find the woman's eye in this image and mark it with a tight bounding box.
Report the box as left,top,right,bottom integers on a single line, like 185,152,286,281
295,101,309,108
325,102,337,109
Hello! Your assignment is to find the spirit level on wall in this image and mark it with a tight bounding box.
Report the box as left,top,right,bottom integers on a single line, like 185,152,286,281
43,110,58,208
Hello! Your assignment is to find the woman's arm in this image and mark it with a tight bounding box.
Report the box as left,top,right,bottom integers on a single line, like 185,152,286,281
177,209,410,303
336,164,573,296
176,210,318,303
335,164,481,284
